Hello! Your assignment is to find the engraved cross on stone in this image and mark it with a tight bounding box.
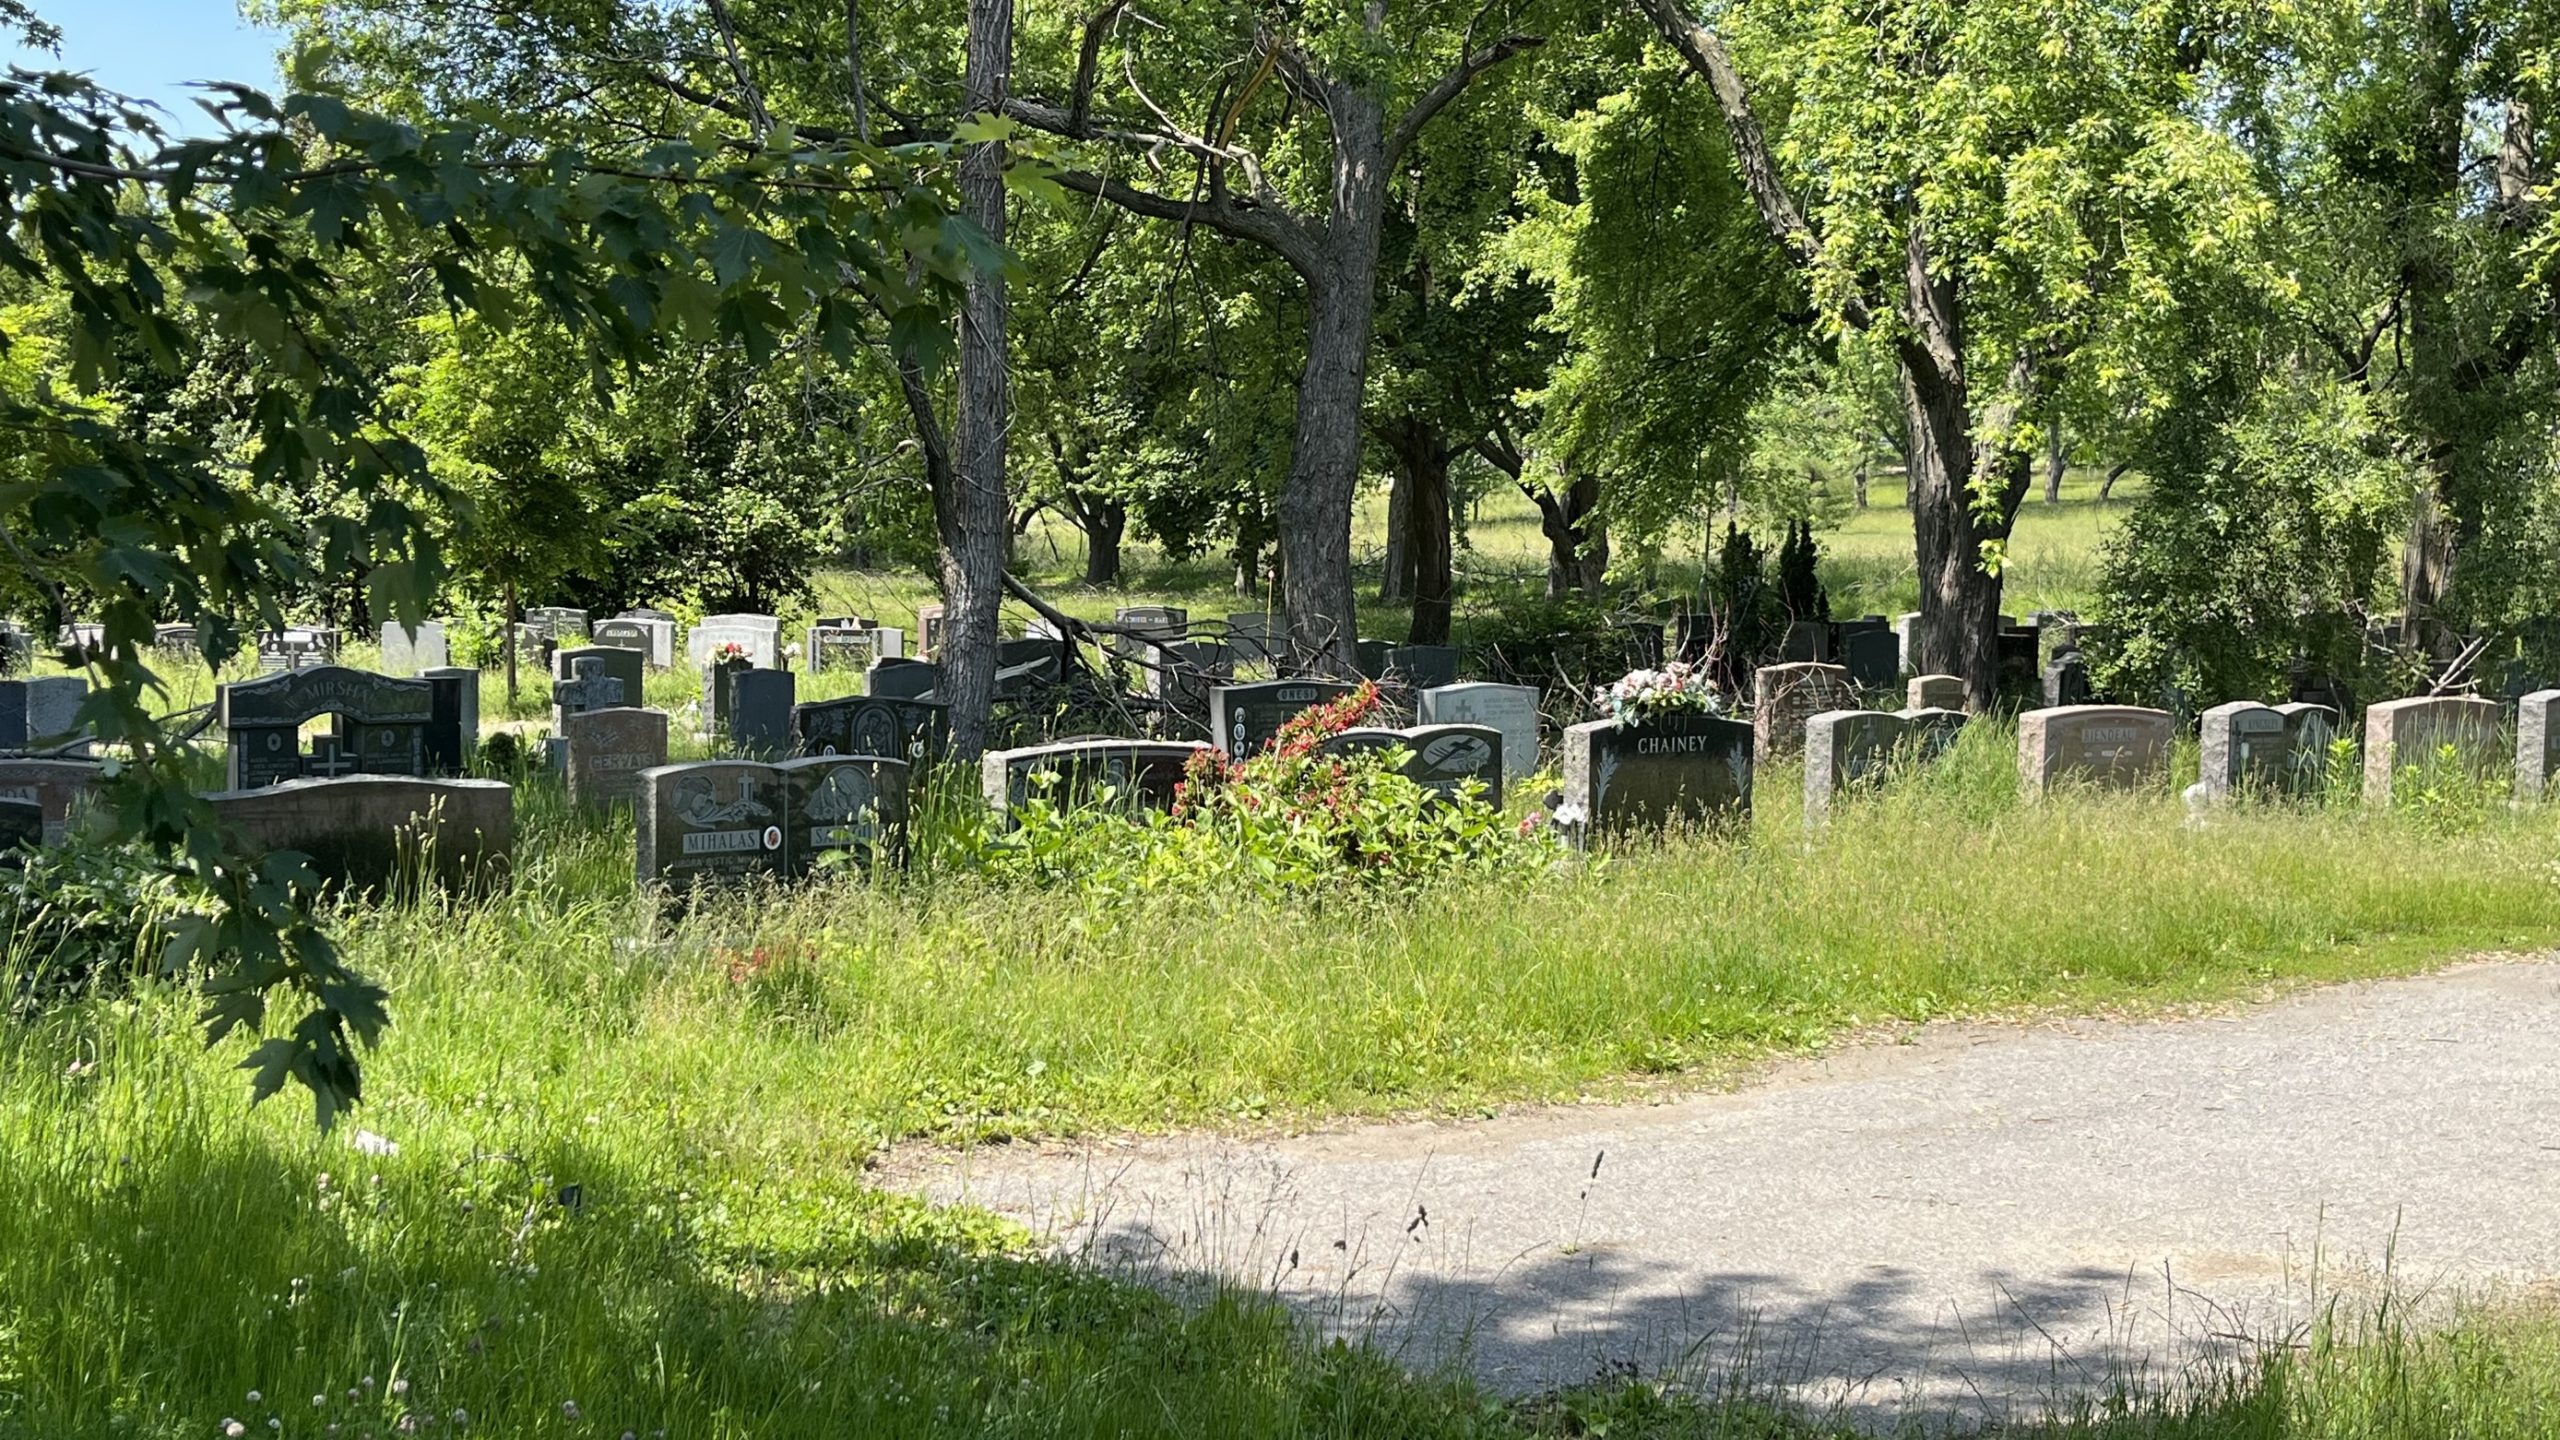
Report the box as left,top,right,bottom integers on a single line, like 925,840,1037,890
554,657,626,717
303,733,358,778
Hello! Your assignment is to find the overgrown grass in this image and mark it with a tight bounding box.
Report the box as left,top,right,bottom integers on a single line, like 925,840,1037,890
5,708,2556,1437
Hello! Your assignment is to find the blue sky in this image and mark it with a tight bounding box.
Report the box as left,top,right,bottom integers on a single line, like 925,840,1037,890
9,1,284,131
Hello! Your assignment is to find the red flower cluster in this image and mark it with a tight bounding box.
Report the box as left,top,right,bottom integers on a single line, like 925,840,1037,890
1269,681,1383,760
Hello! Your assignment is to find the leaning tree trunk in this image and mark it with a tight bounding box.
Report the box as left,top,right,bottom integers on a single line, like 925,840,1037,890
936,0,1013,761
1277,104,1387,675
2044,421,2065,504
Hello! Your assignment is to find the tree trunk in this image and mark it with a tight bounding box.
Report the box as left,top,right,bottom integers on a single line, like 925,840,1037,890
1232,510,1266,597
2043,420,2065,504
1076,495,1125,587
1901,346,2032,710
2396,0,2470,621
2099,459,2129,501
1529,472,1607,599
1382,418,1453,645
1380,465,1412,602
1853,457,1869,509
503,575,518,713
1277,96,1387,675
935,0,1013,761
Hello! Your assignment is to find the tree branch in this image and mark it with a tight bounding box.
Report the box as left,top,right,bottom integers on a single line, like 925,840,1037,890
1629,0,1870,330
1068,0,1129,136
1006,99,1322,274
1385,34,1543,166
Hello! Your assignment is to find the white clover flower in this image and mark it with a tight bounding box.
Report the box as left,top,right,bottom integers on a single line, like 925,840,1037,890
449,1410,468,1428
223,1423,245,1439
246,1393,262,1406
390,1379,409,1398
315,1395,328,1408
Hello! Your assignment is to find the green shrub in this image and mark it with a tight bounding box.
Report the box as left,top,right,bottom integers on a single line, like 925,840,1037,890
1,841,204,1008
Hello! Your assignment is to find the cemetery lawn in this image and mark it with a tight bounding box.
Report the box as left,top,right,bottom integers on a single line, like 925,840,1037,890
7,721,2558,1437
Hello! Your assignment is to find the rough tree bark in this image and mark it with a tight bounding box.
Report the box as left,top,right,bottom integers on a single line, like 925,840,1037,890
933,0,1014,760
1009,23,1541,673
1380,464,1412,602
2043,420,2065,504
1379,416,1454,644
1635,0,2037,708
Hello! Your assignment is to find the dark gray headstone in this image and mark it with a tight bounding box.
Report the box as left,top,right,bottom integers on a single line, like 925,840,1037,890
591,618,655,659
2200,700,2336,802
636,761,790,894
555,645,644,703
219,666,434,790
2042,651,2093,708
1397,723,1503,807
1561,711,1754,838
551,654,635,732
522,606,589,641
562,706,669,811
1841,629,1901,690
1209,680,1358,758
981,739,1211,820
1147,640,1231,720
1225,611,1280,665
1996,629,2042,703
792,694,950,765
729,669,796,758
0,624,30,675
1612,620,1668,669
423,666,479,775
0,795,38,861
1383,644,1460,690
866,657,941,701
1352,638,1393,678
206,776,512,895
0,680,23,748
1780,620,1830,664
780,754,911,872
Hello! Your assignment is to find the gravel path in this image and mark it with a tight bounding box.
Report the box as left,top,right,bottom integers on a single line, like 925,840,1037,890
899,958,2560,1429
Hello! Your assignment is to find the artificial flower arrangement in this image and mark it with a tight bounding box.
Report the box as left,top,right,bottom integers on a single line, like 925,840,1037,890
711,641,751,665
1592,659,1725,724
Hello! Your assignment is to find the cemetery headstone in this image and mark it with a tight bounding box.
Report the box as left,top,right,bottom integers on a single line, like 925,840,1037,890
206,776,513,895
1996,628,2043,704
2518,690,2560,804
806,624,882,673
1611,620,1669,670
0,623,29,675
2018,705,2176,796
1383,644,1460,690
686,613,783,670
1209,680,1357,758
19,676,90,755
1561,710,1754,837
1805,707,1967,824
1417,682,1540,781
2041,649,2094,708
1110,606,1187,657
779,754,911,872
0,758,105,844
1894,612,1924,674
1780,620,1831,664
2199,701,2337,802
980,739,1211,820
422,667,479,774
522,606,589,640
866,657,941,701
563,706,668,811
256,629,332,674
2362,695,2506,806
591,618,660,666
219,666,435,790
791,694,950,764
1225,611,1279,666
551,655,633,738
378,620,448,676
1908,674,1966,711
1840,628,1901,690
728,669,796,757
635,761,789,894
0,796,37,860
153,622,200,653
1145,639,1231,722
1752,662,1858,764
552,646,645,715
1394,723,1503,807
915,602,947,658
57,622,105,654
1352,638,1393,678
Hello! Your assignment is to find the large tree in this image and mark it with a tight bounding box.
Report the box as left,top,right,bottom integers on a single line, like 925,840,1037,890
1005,1,1544,670
1631,0,2277,706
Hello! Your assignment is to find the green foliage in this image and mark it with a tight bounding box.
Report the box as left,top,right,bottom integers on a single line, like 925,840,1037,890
972,685,1557,900
1,841,204,1007
1774,519,1828,622
2094,374,2410,706
0,56,971,1121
